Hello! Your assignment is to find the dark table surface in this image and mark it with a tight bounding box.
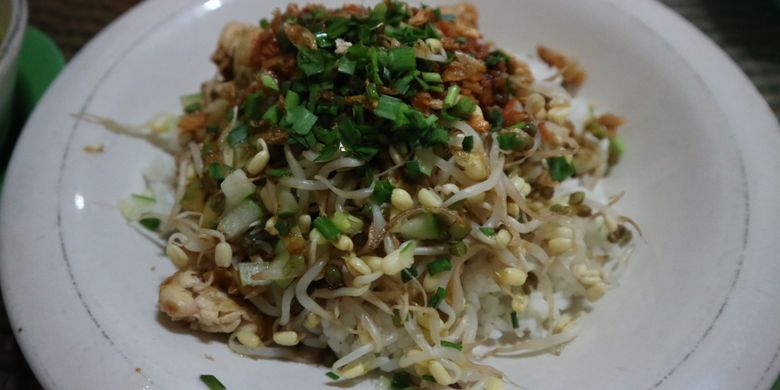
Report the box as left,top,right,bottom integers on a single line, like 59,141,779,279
2,0,778,389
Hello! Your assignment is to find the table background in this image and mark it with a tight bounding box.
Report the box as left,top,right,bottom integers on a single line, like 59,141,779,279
1,0,778,388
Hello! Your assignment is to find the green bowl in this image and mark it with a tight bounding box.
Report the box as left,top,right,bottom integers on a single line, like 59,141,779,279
0,0,27,147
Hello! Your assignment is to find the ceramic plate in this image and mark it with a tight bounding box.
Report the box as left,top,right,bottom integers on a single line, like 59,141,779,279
2,0,780,389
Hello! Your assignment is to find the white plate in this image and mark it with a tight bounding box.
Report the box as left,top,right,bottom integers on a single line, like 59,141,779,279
3,0,780,389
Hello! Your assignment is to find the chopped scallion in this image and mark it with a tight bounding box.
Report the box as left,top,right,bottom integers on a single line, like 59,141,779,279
371,180,395,204
497,132,525,151
547,157,575,182
267,168,292,177
428,287,447,308
444,85,460,108
401,265,418,283
337,57,357,75
207,163,226,181
405,159,431,176
385,47,416,71
285,106,318,135
480,227,496,236
139,217,161,231
421,72,442,84
426,257,452,275
184,102,201,114
284,90,300,110
462,135,474,152
375,95,406,121
486,107,505,130
440,340,463,350
199,374,226,390
260,73,279,91
313,216,340,241
227,123,248,147
511,311,519,328
392,372,412,388
326,371,340,380
261,106,279,124
450,96,476,118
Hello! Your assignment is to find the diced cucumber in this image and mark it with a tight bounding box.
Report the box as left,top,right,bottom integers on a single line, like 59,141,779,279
392,212,445,240
217,199,263,238
221,169,255,210
179,93,203,110
118,193,156,221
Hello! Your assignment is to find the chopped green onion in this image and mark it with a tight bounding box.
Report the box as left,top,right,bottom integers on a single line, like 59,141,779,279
244,91,262,119
547,157,575,182
261,106,279,124
284,90,300,110
313,216,340,241
327,17,349,38
608,136,625,165
314,144,338,163
401,265,418,282
184,102,201,114
480,227,496,236
486,107,505,130
180,92,203,110
331,211,364,235
366,82,379,100
200,144,214,158
405,159,431,176
497,132,525,151
375,95,406,121
392,372,412,388
450,96,476,118
227,123,248,147
440,340,463,350
260,73,279,91
385,47,417,71
392,309,404,327
421,375,436,382
274,219,291,235
199,375,226,390
511,311,519,328
297,47,335,76
207,163,227,181
421,72,442,84
424,125,449,146
259,18,269,28
428,287,447,308
426,257,452,275
285,106,318,135
444,85,460,108
462,135,474,152
337,57,357,75
139,217,161,231
428,85,444,93
371,180,395,204
485,50,510,67
267,168,292,177
326,371,340,380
